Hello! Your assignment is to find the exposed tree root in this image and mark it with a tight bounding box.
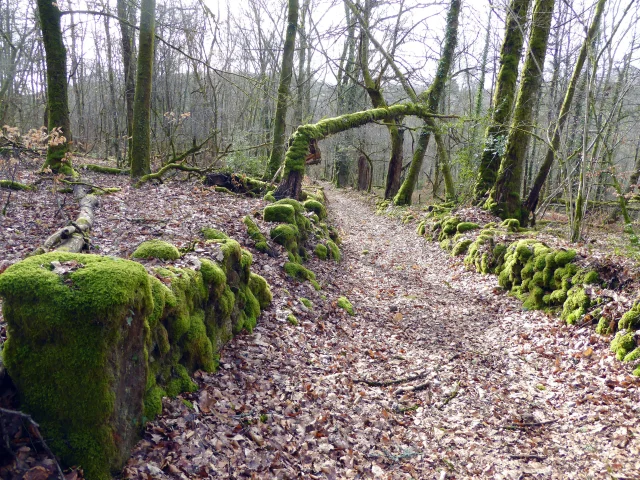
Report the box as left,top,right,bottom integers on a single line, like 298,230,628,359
81,163,130,175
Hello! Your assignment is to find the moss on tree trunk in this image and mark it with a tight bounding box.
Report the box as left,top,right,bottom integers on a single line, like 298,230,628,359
486,0,555,221
37,0,73,175
130,0,155,178
263,0,299,180
393,0,460,206
473,0,532,203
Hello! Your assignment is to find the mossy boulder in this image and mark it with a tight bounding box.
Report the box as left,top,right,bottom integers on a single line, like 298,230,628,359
263,204,296,224
0,253,153,480
303,199,327,219
561,287,590,324
456,222,479,233
315,244,328,260
326,240,341,261
501,218,520,232
132,240,180,260
611,332,636,361
337,296,354,315
243,216,269,253
452,239,472,256
287,313,299,326
201,227,228,240
619,305,640,331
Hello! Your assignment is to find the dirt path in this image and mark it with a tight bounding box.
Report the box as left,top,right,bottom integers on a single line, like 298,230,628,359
126,186,639,479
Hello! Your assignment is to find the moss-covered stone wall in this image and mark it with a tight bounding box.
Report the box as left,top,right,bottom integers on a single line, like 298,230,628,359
0,238,271,479
417,208,640,376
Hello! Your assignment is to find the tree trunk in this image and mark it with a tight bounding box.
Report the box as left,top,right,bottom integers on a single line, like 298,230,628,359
486,0,555,221
357,154,371,191
472,0,532,203
130,0,156,178
117,0,136,161
294,0,310,126
393,0,460,206
37,0,73,175
523,0,607,217
103,11,121,166
263,0,299,180
274,103,442,199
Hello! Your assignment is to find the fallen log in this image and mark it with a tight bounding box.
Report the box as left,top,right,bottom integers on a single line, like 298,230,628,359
203,172,272,195
33,185,98,254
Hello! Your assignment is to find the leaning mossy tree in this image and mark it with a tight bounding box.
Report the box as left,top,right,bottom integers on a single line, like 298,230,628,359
485,0,555,222
263,0,299,181
273,103,447,200
392,0,460,206
130,0,156,178
37,0,74,175
472,0,532,203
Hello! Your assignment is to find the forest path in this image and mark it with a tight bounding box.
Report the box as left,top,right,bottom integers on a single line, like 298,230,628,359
127,186,638,480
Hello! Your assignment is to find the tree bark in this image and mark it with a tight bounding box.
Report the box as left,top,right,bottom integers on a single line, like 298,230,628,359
117,0,136,162
523,0,607,217
486,0,555,221
263,0,299,180
472,0,532,203
393,0,460,206
130,0,156,178
37,0,73,175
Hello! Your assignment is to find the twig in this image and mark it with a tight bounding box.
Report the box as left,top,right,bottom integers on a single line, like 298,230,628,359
60,179,109,192
437,382,460,410
356,370,429,387
0,407,65,480
395,381,430,395
501,419,557,430
510,454,547,461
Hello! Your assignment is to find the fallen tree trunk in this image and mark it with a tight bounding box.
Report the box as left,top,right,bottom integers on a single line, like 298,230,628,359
203,173,272,195
35,186,98,254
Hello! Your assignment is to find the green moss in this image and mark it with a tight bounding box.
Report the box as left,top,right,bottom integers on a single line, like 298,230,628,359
299,297,313,309
523,286,544,310
287,313,299,326
0,253,154,480
199,259,226,293
456,222,479,233
440,216,460,238
501,218,520,232
201,227,228,240
596,316,612,335
561,287,590,325
619,307,640,331
243,216,269,253
548,288,567,305
143,386,165,419
264,204,296,224
611,332,636,361
274,198,304,214
452,239,472,256
623,347,640,363
263,192,276,202
165,364,197,398
182,310,215,372
572,269,600,285
284,262,316,283
337,296,354,316
326,240,341,261
315,244,328,260
303,199,327,219
554,249,576,266
249,273,272,309
416,221,426,236
132,240,180,260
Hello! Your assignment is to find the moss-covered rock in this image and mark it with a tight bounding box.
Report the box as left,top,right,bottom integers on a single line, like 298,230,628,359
0,234,273,479
337,296,354,315
303,199,327,219
201,227,229,240
501,218,520,232
596,316,613,335
243,216,269,253
287,313,299,326
263,204,296,224
299,297,313,309
132,240,181,260
623,347,640,363
561,287,590,324
284,262,315,282
452,239,472,256
0,253,153,480
456,222,479,233
619,305,640,331
326,240,341,261
315,244,328,260
263,192,276,202
611,331,636,361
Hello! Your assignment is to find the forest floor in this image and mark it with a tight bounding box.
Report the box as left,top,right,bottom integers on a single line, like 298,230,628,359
1,165,639,479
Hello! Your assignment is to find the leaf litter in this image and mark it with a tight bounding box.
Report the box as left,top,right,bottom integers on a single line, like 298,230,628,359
0,169,639,478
